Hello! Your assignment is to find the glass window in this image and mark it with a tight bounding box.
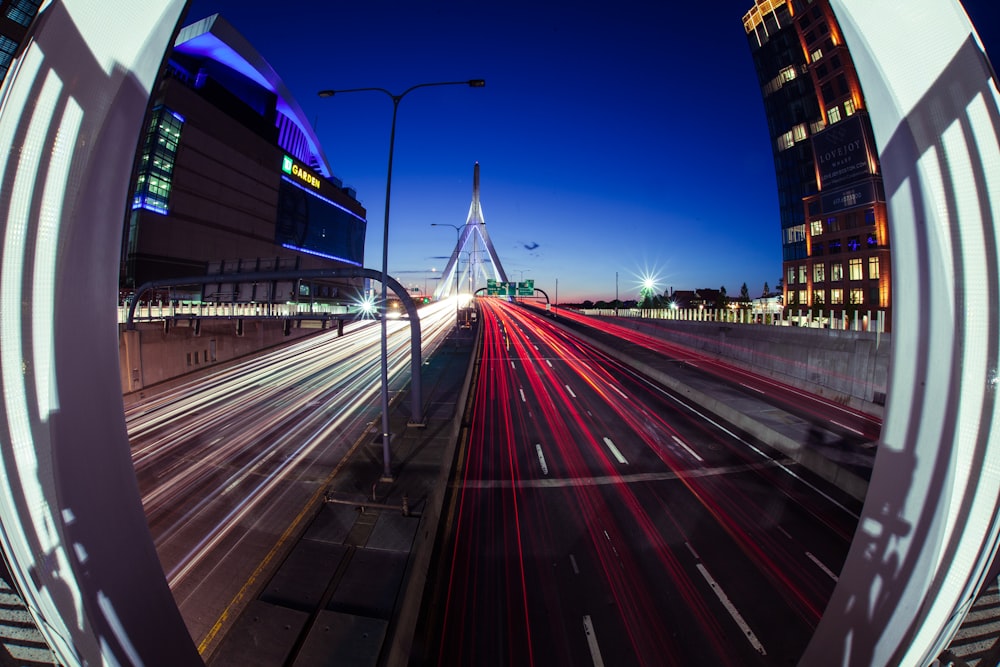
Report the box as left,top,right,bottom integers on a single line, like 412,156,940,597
799,265,808,283
813,241,824,256
847,236,861,251
869,256,880,279
799,290,809,305
831,288,844,304
865,208,876,224
6,0,41,27
830,239,842,254
810,219,823,236
826,216,840,232
850,288,865,305
793,123,808,142
811,48,823,62
784,224,806,244
849,258,863,280
131,106,183,215
844,98,856,116
814,289,825,305
866,232,878,248
788,266,796,285
814,264,825,282
831,262,843,281
828,105,842,124
778,131,794,151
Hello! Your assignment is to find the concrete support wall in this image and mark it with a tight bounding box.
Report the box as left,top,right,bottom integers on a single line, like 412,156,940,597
591,316,890,415
119,318,334,395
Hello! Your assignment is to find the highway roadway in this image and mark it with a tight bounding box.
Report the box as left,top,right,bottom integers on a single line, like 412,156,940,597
124,299,457,651
424,298,866,666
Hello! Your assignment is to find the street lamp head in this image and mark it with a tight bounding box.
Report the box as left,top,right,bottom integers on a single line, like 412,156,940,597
468,79,486,88
317,89,335,98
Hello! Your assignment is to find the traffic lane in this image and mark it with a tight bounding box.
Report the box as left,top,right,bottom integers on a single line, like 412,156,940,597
468,302,856,662
455,303,763,663
545,306,882,443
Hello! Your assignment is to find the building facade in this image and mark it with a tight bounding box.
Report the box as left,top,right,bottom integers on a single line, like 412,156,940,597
744,0,891,327
121,14,367,304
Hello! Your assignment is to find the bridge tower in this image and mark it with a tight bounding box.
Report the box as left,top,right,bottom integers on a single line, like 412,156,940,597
434,162,508,298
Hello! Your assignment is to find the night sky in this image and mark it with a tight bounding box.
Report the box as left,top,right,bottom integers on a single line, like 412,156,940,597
183,0,1000,303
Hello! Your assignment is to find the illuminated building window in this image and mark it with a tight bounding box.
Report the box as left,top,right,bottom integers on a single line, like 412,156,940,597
785,224,806,244
830,239,842,254
811,48,823,62
788,266,796,285
831,262,843,281
799,265,808,283
814,264,825,282
132,106,184,215
6,0,41,27
869,256,880,279
778,130,794,151
850,288,864,304
810,219,823,236
814,289,825,305
866,232,878,248
799,290,808,305
827,105,842,124
826,216,840,232
847,236,861,251
780,65,797,83
793,123,808,142
811,119,827,134
865,208,876,224
831,288,844,304
849,258,863,280
845,98,856,116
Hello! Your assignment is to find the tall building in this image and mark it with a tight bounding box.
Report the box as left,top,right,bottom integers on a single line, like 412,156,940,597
744,0,891,327
121,14,367,304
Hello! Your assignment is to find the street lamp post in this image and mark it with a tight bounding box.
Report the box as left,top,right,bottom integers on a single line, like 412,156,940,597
318,79,484,481
431,222,462,328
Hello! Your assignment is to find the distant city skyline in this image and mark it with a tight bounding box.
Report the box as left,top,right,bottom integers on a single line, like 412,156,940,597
184,1,1000,303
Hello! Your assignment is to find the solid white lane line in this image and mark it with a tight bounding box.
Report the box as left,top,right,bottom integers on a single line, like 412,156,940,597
602,437,628,464
546,359,553,368
535,444,549,475
831,419,864,436
695,563,766,656
519,388,526,403
570,554,580,574
511,361,516,369
582,615,606,667
672,435,704,462
566,384,577,398
806,551,839,581
740,382,765,394
611,384,628,398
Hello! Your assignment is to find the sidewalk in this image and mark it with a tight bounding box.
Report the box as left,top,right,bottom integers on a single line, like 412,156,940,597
205,328,477,667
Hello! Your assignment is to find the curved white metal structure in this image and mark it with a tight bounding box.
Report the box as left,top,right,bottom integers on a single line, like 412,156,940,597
802,2,1000,665
0,1,995,665
0,0,201,664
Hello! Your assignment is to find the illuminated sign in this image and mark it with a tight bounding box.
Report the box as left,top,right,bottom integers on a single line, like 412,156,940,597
812,114,873,189
281,154,321,189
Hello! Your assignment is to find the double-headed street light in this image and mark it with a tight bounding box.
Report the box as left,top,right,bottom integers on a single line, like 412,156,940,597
431,222,462,327
317,79,484,481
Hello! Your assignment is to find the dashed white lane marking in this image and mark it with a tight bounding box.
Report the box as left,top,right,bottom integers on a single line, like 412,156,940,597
602,437,628,464
582,615,606,667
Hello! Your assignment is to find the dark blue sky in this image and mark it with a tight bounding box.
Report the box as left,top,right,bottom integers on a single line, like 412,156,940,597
184,0,999,302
